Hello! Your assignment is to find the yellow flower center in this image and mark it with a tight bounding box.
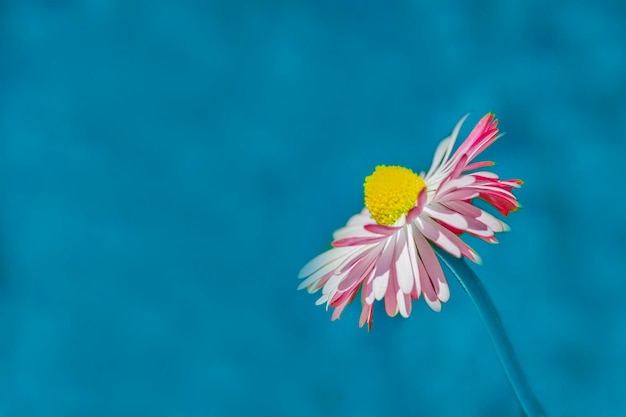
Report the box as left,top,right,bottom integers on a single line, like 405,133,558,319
364,165,426,225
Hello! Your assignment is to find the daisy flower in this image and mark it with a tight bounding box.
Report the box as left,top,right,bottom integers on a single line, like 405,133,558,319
298,113,522,331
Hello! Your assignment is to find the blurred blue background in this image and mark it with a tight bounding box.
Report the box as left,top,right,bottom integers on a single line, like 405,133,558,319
0,0,624,416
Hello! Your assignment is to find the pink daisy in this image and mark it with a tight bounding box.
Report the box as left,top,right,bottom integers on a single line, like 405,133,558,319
298,113,522,331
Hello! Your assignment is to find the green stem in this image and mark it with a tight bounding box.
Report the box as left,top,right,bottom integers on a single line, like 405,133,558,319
434,247,547,417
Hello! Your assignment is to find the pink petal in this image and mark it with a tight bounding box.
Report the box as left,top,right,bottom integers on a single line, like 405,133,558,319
337,249,379,292
384,260,400,317
446,153,469,185
409,230,439,309
421,216,481,263
463,161,495,171
413,229,449,303
333,235,387,247
359,290,373,331
337,246,379,274
330,289,358,320
479,191,520,216
452,113,499,164
406,188,427,224
471,171,500,180
445,200,509,233
415,216,462,258
363,268,377,304
463,216,493,238
435,175,476,198
437,188,480,203
364,223,401,236
443,199,482,217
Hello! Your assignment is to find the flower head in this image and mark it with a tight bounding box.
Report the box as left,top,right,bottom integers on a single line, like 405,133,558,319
298,113,522,331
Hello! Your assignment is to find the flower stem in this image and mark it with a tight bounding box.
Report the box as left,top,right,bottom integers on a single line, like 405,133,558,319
434,248,547,417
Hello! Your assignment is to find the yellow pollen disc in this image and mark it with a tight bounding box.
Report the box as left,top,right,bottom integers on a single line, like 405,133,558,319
364,165,426,225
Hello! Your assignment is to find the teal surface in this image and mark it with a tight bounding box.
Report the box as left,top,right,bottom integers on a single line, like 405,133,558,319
1,1,625,416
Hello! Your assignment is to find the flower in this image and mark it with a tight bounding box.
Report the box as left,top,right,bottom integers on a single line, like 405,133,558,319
298,113,522,331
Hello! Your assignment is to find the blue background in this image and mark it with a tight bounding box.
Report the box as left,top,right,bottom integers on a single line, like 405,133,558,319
1,1,624,416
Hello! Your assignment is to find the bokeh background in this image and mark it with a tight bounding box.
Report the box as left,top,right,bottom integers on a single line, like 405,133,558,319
1,1,624,416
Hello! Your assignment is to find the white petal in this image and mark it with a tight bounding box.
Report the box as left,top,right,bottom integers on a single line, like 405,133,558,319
373,270,390,301
315,292,330,305
446,114,470,160
347,209,372,226
413,228,449,308
337,246,381,292
426,114,469,177
321,271,344,295
364,270,377,304
443,200,508,233
372,240,395,300
437,189,480,203
394,228,414,294
297,270,330,291
426,137,453,178
471,171,499,179
333,211,376,240
477,209,510,232
397,290,409,318
298,249,360,291
443,200,482,217
424,204,469,230
334,244,377,276
298,246,357,279
415,217,461,258
424,297,442,312
421,215,483,264
464,217,494,237
405,227,421,296
438,280,450,302
435,175,476,197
